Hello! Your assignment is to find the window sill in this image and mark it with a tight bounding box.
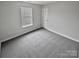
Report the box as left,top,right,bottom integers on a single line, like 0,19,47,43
22,24,33,28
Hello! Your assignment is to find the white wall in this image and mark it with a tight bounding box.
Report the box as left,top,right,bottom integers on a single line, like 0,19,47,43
0,1,42,42
43,2,79,42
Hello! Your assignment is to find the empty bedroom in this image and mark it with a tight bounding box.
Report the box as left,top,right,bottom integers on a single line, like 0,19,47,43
0,1,79,58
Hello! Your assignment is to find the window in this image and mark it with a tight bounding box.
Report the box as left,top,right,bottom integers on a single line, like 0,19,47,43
21,7,33,28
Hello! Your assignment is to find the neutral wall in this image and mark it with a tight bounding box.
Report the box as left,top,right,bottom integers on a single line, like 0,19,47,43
43,2,79,42
0,1,42,42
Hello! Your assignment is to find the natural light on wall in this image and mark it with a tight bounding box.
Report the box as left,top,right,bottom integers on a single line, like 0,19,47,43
21,7,33,28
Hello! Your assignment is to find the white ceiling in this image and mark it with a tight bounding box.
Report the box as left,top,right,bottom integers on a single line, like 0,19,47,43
26,1,56,5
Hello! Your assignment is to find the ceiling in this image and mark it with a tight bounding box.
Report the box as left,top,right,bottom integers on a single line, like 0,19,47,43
25,1,56,5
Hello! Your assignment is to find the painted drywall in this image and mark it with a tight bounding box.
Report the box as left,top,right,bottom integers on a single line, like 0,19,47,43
43,2,79,42
0,1,42,42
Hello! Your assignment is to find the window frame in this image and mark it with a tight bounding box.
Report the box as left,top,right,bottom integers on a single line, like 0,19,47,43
20,6,33,28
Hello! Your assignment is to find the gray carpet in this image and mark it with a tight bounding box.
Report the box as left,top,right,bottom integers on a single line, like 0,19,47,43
1,29,79,58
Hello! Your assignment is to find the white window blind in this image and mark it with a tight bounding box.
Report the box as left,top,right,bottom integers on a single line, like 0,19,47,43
21,7,33,28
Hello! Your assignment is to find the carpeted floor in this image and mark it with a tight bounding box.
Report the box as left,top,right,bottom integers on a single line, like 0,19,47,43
1,29,79,58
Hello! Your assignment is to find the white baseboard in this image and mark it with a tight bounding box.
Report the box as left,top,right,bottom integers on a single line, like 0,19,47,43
44,27,79,43
1,26,41,43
